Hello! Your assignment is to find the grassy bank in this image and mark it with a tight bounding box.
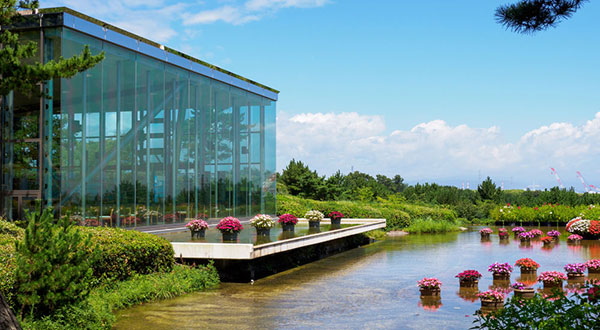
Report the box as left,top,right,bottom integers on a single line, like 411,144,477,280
21,263,220,330
278,193,457,231
403,217,462,234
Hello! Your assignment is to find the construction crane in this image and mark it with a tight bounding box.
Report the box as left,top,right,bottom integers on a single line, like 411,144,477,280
550,168,565,189
576,171,590,193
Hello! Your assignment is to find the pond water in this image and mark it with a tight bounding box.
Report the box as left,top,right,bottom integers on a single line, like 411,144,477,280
115,226,600,329
158,224,356,245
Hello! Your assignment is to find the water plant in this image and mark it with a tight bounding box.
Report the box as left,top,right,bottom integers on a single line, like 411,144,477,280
417,277,442,289
564,263,586,274
305,210,324,223
567,234,583,242
456,270,482,281
250,214,275,229
185,219,209,231
514,258,539,271
537,271,567,284
216,217,243,233
488,262,513,274
278,213,298,225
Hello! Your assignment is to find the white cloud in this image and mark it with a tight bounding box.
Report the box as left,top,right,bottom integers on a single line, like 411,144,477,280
277,111,600,189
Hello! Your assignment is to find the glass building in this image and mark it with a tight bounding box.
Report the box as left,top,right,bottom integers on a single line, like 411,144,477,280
1,8,278,226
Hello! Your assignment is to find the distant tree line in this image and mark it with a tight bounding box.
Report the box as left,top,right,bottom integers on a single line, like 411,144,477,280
278,159,600,220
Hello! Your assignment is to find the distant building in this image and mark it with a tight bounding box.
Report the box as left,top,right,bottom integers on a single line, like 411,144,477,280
1,8,278,226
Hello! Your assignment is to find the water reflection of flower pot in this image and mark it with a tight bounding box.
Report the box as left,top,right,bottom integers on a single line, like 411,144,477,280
330,223,342,230
513,288,535,299
281,223,295,232
222,232,238,242
330,218,341,226
279,231,296,240
492,279,511,289
308,227,321,234
481,237,491,243
191,229,206,239
256,228,271,237
480,233,490,239
255,235,272,245
517,274,537,287
309,221,320,229
418,296,442,311
457,287,479,302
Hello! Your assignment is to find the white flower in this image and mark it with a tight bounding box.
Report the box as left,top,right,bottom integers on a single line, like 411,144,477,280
250,214,275,229
305,210,324,222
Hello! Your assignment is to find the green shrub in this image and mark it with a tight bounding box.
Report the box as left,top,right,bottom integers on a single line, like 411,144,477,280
21,264,220,330
404,217,461,234
0,218,24,238
79,226,174,283
0,233,18,306
15,208,95,318
473,284,600,329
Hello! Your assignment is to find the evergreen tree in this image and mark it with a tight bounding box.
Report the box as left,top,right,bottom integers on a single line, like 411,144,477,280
279,159,326,200
496,0,588,33
0,0,105,98
14,207,96,318
477,176,501,201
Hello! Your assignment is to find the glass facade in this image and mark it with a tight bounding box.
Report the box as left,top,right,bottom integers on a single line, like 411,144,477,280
1,25,277,226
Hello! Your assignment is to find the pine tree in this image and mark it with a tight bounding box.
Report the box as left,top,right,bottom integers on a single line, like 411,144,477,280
496,0,588,33
0,0,104,98
477,176,501,201
14,207,96,318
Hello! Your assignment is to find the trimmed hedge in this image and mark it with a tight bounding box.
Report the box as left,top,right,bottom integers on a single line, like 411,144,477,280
277,194,457,230
79,226,174,282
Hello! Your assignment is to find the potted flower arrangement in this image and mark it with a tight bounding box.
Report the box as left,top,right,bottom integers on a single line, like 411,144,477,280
541,236,553,246
537,271,567,288
216,216,243,241
566,218,590,236
518,231,535,242
328,211,345,226
417,277,442,296
567,234,583,243
585,259,600,274
278,213,298,232
529,229,543,238
512,227,526,238
250,214,275,236
547,230,561,241
512,282,535,299
456,270,482,287
488,262,513,280
185,219,209,238
515,258,539,275
564,263,586,280
480,228,493,238
305,210,324,229
477,289,506,308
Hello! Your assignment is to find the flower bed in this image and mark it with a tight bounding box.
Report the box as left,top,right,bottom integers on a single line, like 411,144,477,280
538,271,567,287
567,234,583,242
564,263,586,278
529,229,543,237
518,231,535,240
547,230,561,238
512,227,526,235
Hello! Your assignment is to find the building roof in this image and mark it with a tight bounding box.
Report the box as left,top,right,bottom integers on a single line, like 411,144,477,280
34,7,279,100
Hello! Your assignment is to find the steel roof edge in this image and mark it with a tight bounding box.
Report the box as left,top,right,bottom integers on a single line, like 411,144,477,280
38,7,279,100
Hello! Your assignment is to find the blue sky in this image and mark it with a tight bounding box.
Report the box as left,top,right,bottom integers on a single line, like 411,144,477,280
45,0,600,190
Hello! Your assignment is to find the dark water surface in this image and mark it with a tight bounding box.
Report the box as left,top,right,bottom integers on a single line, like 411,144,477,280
115,227,600,329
